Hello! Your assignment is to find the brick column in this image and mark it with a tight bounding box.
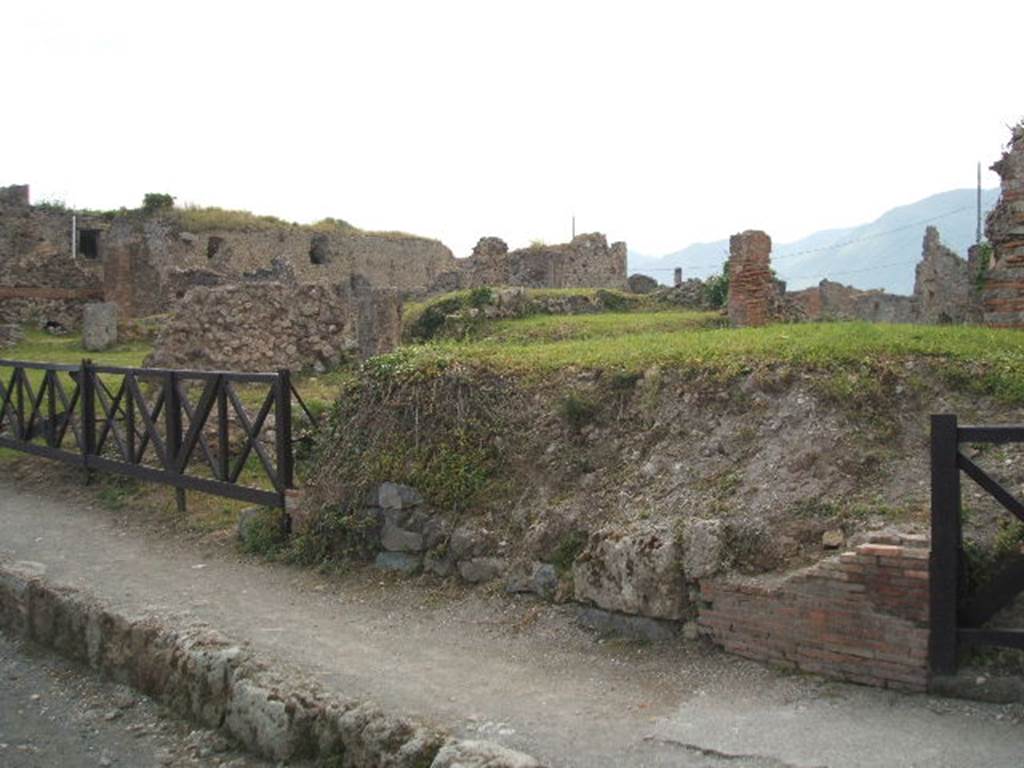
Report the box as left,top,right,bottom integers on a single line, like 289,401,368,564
727,230,774,327
982,123,1024,327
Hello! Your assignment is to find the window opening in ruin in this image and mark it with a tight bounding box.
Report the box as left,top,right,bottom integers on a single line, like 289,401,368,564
207,236,224,259
78,229,100,260
309,235,330,265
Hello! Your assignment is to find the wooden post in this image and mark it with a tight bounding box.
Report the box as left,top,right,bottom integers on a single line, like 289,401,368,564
81,360,96,483
930,413,961,675
165,371,186,513
217,375,229,482
275,369,294,496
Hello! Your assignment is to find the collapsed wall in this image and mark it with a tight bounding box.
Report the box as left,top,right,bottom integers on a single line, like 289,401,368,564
982,122,1024,326
147,277,401,371
431,233,629,293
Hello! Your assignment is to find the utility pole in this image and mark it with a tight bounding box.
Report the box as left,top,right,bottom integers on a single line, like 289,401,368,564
571,214,576,240
977,161,982,245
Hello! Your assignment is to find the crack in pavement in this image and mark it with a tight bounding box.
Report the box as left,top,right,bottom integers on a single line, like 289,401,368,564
642,735,828,768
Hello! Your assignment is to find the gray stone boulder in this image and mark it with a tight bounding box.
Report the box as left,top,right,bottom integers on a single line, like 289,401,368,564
572,529,687,620
374,552,422,575
82,302,118,351
373,482,424,510
458,557,506,584
681,518,725,579
431,739,541,768
505,562,559,599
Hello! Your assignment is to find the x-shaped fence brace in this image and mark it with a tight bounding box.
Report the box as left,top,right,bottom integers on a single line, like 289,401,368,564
0,360,307,509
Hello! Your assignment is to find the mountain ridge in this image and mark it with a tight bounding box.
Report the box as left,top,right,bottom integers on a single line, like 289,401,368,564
629,188,999,295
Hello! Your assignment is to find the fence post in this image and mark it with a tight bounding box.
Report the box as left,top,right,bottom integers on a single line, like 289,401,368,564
165,371,186,513
276,369,294,496
81,359,96,482
930,413,961,676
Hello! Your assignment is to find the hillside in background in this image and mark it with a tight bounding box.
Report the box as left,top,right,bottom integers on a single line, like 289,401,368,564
630,188,1000,295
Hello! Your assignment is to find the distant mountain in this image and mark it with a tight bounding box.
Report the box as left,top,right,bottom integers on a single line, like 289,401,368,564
629,188,1000,295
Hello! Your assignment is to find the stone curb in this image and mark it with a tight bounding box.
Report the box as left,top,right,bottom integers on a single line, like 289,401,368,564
0,562,544,768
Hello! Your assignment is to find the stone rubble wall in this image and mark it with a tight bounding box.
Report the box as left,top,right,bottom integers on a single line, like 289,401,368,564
915,226,980,324
982,122,1024,326
0,562,542,768
432,234,629,293
0,186,106,329
147,279,401,371
312,482,933,693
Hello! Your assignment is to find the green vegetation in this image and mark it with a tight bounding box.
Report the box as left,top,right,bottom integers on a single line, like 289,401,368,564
557,391,599,432
142,193,175,213
703,263,729,309
476,310,721,345
240,508,289,556
402,287,664,343
172,205,294,232
377,320,1024,401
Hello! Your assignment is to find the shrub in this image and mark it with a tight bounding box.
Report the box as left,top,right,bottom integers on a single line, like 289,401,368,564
558,391,599,431
142,193,175,213
703,264,729,308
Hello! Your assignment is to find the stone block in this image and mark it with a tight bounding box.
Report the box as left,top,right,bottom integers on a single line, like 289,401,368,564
374,482,424,511
82,302,118,351
381,520,425,553
573,529,687,620
576,606,680,643
458,557,506,584
374,552,422,575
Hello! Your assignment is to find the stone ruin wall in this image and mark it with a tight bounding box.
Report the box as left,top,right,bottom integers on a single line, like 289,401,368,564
981,122,1024,326
0,186,106,330
147,278,402,372
731,226,978,327
431,233,629,294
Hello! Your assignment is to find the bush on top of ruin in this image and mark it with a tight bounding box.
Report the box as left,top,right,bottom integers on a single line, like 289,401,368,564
142,193,175,214
172,204,296,232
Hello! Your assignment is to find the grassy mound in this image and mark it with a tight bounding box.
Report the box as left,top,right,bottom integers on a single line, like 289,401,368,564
301,315,1024,575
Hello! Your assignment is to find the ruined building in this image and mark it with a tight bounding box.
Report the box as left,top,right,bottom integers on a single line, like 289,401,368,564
0,184,629,333
732,226,978,327
981,122,1024,327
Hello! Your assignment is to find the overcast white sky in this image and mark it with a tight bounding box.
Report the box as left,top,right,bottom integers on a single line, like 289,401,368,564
3,1,1020,258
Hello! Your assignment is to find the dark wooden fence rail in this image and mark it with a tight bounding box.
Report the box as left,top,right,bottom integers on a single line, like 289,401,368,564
930,414,1024,675
0,359,307,509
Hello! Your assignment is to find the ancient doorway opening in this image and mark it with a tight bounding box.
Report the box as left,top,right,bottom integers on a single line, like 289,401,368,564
78,229,101,260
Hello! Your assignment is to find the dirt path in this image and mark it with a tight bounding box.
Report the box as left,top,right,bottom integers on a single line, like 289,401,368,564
0,476,1021,767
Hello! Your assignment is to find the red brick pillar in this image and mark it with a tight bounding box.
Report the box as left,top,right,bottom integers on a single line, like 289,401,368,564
982,123,1024,327
727,230,774,327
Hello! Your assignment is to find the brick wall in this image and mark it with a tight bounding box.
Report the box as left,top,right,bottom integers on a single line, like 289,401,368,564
982,122,1024,327
698,541,930,691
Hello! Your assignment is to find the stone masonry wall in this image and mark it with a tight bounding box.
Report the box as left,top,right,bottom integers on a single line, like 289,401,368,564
915,226,979,324
0,185,106,329
148,279,401,371
434,233,628,293
698,539,930,691
727,230,776,327
982,121,1024,326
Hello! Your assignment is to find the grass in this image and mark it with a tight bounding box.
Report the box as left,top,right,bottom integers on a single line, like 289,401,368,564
477,310,721,344
374,320,1024,399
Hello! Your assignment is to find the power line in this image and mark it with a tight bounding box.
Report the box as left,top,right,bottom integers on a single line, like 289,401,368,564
643,203,976,272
